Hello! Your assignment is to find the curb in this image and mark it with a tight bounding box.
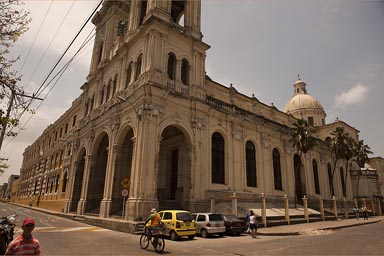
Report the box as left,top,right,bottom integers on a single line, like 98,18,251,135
257,219,382,236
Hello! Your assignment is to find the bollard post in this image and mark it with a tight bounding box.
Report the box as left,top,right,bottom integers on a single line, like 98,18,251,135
210,197,216,213
343,197,348,219
284,194,290,224
302,195,309,223
260,193,267,228
230,192,238,216
319,196,325,221
332,196,338,220
377,198,382,216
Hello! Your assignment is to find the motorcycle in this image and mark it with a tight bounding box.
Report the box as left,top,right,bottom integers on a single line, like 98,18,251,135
0,214,17,255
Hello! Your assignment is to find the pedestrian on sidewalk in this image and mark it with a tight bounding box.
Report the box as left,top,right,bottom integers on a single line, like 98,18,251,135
353,206,360,220
5,217,41,255
249,210,257,239
361,205,368,220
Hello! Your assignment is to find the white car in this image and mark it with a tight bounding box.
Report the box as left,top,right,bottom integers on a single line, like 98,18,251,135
191,213,225,238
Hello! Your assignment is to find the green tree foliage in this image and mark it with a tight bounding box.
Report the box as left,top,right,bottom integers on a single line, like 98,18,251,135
0,0,31,153
290,118,316,206
330,127,372,198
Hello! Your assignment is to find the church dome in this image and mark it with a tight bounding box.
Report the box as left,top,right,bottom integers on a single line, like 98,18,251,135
284,79,326,126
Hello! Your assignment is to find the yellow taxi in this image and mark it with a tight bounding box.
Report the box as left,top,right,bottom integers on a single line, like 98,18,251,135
158,210,196,240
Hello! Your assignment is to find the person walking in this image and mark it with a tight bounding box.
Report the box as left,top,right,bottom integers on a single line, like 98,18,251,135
361,205,368,220
353,206,360,220
5,217,41,255
249,210,257,239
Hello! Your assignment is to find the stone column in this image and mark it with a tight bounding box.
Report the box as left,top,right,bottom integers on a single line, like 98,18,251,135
319,196,325,221
125,137,137,220
343,198,349,219
231,192,238,216
284,194,290,224
303,195,309,223
77,154,96,215
126,110,159,221
332,196,338,220
210,198,216,213
100,144,121,218
371,199,376,216
64,159,81,213
260,193,267,228
354,198,358,208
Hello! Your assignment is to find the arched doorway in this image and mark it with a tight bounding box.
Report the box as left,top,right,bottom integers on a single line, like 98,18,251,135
110,128,135,217
85,133,109,214
158,126,191,210
70,148,86,212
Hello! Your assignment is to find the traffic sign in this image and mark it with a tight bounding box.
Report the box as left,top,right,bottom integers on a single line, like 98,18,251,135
122,189,129,197
121,178,131,188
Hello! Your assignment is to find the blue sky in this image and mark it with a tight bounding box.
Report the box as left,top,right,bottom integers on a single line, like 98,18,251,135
1,0,384,183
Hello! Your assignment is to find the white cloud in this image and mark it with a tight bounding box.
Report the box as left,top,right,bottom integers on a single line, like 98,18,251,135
334,83,368,109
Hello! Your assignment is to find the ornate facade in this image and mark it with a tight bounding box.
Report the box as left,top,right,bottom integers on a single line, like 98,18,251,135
14,0,376,221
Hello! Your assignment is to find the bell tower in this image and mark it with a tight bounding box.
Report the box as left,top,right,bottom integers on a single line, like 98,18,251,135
88,0,209,100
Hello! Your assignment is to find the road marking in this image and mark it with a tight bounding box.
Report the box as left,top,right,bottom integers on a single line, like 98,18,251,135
33,227,110,232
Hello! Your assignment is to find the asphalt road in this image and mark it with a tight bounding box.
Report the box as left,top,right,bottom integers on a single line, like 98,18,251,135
1,202,383,255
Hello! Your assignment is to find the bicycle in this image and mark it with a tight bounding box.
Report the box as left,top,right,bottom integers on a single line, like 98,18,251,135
140,226,165,253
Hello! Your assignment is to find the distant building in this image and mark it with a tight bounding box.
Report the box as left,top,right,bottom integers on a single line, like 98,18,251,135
5,175,20,200
13,0,382,220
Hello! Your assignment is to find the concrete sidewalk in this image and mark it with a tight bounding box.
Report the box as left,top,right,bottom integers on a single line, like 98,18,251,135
257,215,384,236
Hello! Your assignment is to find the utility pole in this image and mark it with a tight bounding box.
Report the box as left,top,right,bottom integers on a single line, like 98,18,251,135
0,87,43,152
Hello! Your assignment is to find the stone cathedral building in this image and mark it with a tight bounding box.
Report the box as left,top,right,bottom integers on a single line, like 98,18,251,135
14,0,375,221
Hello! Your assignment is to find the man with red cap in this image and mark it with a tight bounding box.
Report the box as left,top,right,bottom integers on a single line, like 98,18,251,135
5,217,41,255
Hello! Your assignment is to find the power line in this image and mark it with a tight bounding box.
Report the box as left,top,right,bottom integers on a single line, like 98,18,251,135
24,0,76,90
19,0,54,73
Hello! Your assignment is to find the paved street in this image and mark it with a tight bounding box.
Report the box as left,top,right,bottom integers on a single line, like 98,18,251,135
1,202,384,255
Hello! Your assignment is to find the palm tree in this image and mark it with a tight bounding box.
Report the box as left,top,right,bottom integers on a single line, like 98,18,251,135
341,135,355,197
330,127,348,197
290,118,316,207
354,140,373,197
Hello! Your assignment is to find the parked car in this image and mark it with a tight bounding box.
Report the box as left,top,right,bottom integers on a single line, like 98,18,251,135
157,210,196,241
221,214,248,235
191,213,225,238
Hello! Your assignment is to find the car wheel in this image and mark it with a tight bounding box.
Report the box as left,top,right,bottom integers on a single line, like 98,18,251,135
188,235,195,240
170,231,179,241
201,229,208,238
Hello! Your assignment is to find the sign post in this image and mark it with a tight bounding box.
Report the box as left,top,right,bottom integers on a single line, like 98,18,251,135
122,189,129,218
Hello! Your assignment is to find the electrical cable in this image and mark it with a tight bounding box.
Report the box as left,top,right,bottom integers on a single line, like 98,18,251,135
24,0,76,90
19,0,54,73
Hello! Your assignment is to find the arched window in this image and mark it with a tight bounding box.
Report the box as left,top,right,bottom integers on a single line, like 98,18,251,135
340,167,346,197
139,1,147,25
112,75,117,95
212,132,225,184
135,54,142,81
181,58,189,85
106,80,111,100
62,171,68,192
328,164,334,196
246,141,257,187
313,160,320,194
167,53,176,80
273,148,282,190
125,62,132,88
